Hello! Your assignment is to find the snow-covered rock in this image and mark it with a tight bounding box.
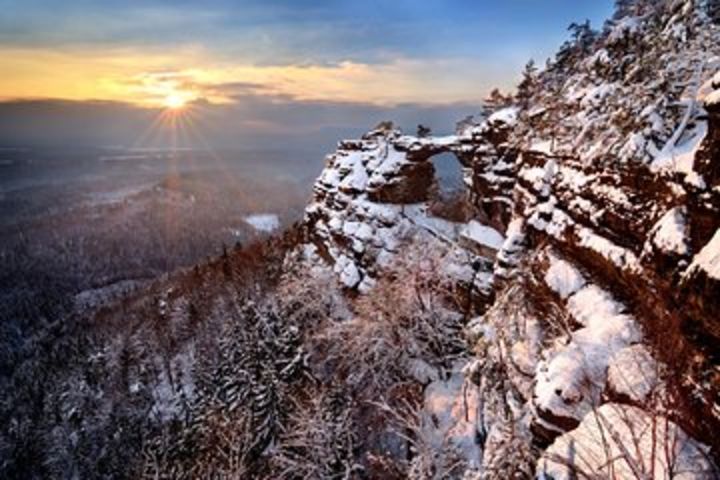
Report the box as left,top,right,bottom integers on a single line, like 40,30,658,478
685,228,720,280
538,404,715,480
645,206,690,257
299,3,720,475
459,221,505,256
304,122,517,293
607,344,660,403
544,254,586,299
534,284,641,428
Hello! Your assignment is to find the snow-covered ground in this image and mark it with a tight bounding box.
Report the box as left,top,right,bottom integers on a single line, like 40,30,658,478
85,184,153,207
244,213,281,233
423,362,483,471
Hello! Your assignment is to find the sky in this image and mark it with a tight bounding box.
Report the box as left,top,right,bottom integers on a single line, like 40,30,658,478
0,0,614,150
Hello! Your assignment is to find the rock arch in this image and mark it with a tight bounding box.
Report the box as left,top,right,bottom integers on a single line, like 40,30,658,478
305,120,519,291
427,151,473,223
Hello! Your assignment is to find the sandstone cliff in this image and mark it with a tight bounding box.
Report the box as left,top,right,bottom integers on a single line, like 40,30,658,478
300,1,720,476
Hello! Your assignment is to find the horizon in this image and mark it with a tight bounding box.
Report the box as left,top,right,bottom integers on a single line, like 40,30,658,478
0,0,614,151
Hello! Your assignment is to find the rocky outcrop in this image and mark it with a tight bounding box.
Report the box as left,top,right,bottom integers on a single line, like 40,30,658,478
304,117,518,296
301,0,720,474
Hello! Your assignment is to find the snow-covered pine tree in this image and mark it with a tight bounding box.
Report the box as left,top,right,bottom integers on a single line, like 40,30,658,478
614,0,639,19
516,60,538,109
482,88,513,116
248,365,282,457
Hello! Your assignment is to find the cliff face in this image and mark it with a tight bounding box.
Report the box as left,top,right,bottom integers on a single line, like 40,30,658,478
304,113,517,296
302,0,720,475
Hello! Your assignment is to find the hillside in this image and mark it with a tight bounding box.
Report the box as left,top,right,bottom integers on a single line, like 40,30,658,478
290,0,720,475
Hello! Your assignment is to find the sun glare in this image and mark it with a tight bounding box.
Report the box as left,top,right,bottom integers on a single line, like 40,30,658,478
164,93,187,110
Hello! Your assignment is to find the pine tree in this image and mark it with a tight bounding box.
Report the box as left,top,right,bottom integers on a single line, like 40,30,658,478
614,0,638,19
516,60,538,109
417,124,432,138
484,88,512,112
248,366,282,456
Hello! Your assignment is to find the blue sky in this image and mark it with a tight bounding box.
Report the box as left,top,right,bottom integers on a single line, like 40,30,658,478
2,0,614,68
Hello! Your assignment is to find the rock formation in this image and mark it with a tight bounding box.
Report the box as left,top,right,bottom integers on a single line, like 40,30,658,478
301,1,720,475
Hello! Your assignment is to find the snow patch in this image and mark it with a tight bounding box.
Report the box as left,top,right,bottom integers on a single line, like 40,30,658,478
651,120,707,175
488,107,519,126
577,227,641,273
244,213,280,233
544,254,586,299
460,221,505,251
423,363,483,469
333,254,361,288
607,344,659,403
529,139,554,155
706,89,720,106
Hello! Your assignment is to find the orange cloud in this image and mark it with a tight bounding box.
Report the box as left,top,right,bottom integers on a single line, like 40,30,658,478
0,45,511,106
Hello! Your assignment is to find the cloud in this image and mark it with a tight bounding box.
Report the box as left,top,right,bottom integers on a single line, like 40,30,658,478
0,45,515,106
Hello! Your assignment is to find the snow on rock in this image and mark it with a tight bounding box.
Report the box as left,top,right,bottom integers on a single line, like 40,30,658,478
607,344,660,403
442,246,495,295
519,159,557,197
608,15,641,42
495,217,526,278
579,83,617,108
488,107,519,126
304,124,516,293
544,254,586,299
460,221,505,252
706,89,720,107
585,48,610,66
244,213,280,233
534,284,640,425
333,254,361,288
529,140,554,155
576,227,641,273
404,204,462,241
367,146,409,185
651,120,708,175
338,153,369,191
538,404,715,480
684,228,720,280
644,206,690,257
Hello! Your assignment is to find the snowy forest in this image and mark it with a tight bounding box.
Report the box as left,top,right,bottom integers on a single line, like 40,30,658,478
3,0,720,478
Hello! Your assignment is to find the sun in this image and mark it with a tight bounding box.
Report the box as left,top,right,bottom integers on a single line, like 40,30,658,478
163,93,187,110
